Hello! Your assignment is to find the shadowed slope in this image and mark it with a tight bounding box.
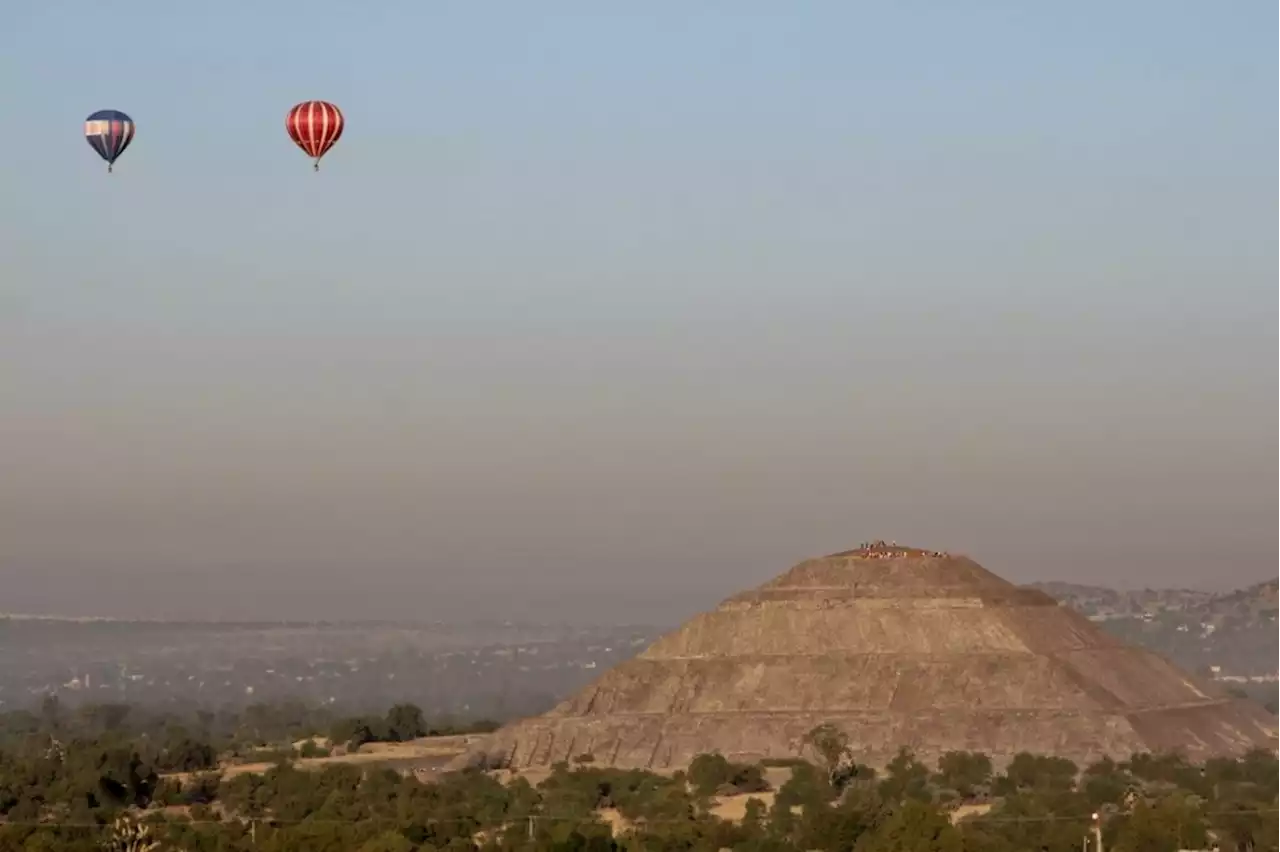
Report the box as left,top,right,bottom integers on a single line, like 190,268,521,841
457,543,1276,770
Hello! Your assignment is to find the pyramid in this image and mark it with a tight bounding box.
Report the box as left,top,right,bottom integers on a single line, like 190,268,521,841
460,544,1277,771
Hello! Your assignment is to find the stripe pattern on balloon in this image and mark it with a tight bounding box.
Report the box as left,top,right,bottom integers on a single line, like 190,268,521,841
286,101,344,171
84,109,136,173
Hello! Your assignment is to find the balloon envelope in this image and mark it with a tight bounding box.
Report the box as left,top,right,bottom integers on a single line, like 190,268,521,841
286,101,344,169
85,109,135,169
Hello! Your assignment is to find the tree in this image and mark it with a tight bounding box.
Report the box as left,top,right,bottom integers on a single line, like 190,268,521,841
160,733,216,773
37,695,61,734
932,751,992,799
1112,793,1208,852
384,704,426,743
1124,752,1206,797
1209,792,1276,852
329,716,386,751
297,739,329,759
861,798,961,852
688,753,736,796
357,830,415,852
995,753,1077,795
776,762,837,809
21,831,67,852
687,753,769,797
798,787,883,850
878,747,931,803
1081,756,1136,809
92,749,157,809
803,723,859,789
803,724,850,770
77,704,131,734
742,796,767,835
100,814,160,852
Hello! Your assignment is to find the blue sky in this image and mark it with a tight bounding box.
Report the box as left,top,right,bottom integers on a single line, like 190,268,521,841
1,2,1275,622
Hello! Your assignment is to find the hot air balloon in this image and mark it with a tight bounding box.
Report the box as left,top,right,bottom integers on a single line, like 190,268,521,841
84,109,136,174
286,101,344,171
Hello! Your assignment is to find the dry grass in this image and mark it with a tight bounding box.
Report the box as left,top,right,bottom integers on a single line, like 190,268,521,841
948,802,994,824
162,735,479,784
708,791,776,822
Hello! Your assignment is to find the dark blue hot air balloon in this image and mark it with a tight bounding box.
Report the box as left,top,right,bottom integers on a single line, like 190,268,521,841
84,109,136,173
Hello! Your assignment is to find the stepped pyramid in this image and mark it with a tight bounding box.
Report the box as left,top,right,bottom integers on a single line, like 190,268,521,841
461,544,1277,770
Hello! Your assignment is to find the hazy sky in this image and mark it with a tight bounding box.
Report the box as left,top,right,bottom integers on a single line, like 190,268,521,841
1,2,1275,624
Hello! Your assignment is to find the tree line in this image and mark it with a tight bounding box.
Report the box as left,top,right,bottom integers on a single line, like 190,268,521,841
0,701,1274,851
0,696,497,763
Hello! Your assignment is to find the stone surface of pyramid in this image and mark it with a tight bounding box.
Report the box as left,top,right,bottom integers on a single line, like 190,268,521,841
460,543,1277,771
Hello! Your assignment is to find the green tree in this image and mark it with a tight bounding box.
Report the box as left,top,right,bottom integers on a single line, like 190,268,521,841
76,705,131,735
798,786,883,851
356,830,415,852
860,799,961,852
687,753,736,796
1081,756,1136,810
995,753,1077,795
27,833,69,852
742,796,767,835
877,748,931,804
1208,792,1276,852
1124,752,1207,798
328,716,386,751
159,733,216,773
776,762,837,809
384,704,426,743
1112,793,1208,852
687,753,769,797
37,696,61,734
296,739,328,759
932,751,992,800
92,749,157,809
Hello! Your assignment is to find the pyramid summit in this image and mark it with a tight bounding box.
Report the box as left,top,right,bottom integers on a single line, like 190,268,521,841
461,544,1277,771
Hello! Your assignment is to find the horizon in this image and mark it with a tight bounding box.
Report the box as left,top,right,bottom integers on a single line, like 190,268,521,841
0,610,665,627
2,570,1273,626
3,2,1275,625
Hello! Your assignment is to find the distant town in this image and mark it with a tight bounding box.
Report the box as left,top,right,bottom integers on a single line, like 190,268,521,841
0,619,660,720
2,578,1275,718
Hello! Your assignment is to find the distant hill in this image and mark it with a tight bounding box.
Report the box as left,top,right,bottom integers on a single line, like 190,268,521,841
1025,579,1278,700
1024,582,1216,616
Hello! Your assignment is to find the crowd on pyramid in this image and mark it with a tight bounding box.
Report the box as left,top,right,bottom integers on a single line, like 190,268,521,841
854,540,950,559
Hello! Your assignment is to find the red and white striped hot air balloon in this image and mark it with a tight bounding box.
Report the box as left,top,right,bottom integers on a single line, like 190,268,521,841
286,101,344,171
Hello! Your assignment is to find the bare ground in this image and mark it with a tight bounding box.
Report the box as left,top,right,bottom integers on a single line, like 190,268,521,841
162,735,479,784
